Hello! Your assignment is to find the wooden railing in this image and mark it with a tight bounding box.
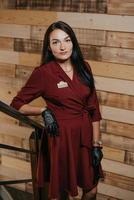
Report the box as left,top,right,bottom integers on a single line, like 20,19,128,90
0,100,44,200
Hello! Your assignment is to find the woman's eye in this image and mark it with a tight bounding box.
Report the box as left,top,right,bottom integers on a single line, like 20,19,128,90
52,41,58,44
66,39,71,42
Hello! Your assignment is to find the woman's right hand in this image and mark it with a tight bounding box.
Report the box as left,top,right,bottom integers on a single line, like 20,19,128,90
42,108,59,136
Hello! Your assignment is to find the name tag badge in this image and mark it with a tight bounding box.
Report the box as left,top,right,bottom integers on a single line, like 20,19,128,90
57,81,68,88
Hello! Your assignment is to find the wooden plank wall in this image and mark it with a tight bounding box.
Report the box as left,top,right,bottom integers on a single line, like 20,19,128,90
0,0,134,199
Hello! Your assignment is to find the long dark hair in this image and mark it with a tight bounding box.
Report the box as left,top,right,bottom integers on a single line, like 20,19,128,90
41,21,94,91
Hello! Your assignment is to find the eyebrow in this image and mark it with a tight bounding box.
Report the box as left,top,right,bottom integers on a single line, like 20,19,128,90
51,36,70,41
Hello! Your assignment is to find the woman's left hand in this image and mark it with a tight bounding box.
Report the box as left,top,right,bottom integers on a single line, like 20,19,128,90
92,146,103,167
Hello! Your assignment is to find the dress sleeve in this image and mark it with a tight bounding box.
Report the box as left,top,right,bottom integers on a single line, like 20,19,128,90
85,61,102,122
10,66,44,110
88,88,102,122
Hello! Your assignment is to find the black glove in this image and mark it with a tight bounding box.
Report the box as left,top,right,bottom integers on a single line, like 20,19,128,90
92,146,103,184
42,108,59,137
92,146,103,167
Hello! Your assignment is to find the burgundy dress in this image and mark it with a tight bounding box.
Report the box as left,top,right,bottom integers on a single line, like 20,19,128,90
11,61,103,198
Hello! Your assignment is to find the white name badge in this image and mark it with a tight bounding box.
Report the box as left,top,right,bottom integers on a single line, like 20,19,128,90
57,81,68,88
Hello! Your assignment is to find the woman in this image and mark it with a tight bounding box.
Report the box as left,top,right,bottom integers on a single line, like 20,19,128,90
11,21,103,200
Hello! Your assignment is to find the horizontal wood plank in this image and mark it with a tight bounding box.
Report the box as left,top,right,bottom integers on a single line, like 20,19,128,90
95,76,134,96
57,12,134,32
106,31,134,49
103,146,125,162
88,60,134,81
102,159,134,178
19,52,41,66
102,106,134,124
101,120,134,139
0,10,134,32
98,91,134,110
100,47,134,65
125,151,134,166
0,63,16,77
0,24,30,39
104,171,134,191
0,37,14,50
108,0,134,15
102,133,134,152
1,155,31,173
98,182,134,200
0,50,19,64
0,10,57,25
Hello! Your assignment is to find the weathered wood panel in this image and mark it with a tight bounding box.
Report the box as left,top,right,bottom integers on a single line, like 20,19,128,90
82,45,134,65
57,12,134,32
102,133,134,152
103,146,125,162
0,10,57,26
0,10,134,32
88,60,134,81
108,0,134,15
98,91,134,110
98,182,134,200
0,24,30,39
106,31,134,49
0,50,19,64
14,38,42,53
97,193,120,200
0,0,107,13
1,155,31,172
19,52,41,67
102,106,134,124
100,47,134,65
101,120,134,139
0,63,16,77
0,37,14,50
125,151,134,166
95,76,134,96
102,159,134,178
104,171,134,191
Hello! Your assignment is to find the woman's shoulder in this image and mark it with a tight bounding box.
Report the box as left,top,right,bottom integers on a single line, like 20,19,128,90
36,61,56,73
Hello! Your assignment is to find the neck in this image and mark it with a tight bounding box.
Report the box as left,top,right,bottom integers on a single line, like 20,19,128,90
57,59,73,72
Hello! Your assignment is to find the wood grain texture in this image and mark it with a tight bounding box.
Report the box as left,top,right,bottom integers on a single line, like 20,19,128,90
107,0,134,15
0,37,14,50
102,106,134,124
0,10,57,25
106,31,134,49
102,133,134,152
95,76,134,96
88,60,134,81
0,0,107,13
0,10,134,32
57,12,134,32
103,171,134,191
98,91,134,110
125,151,134,166
98,182,134,200
101,120,134,139
0,50,19,64
103,146,125,162
0,63,16,77
0,24,30,39
102,159,134,178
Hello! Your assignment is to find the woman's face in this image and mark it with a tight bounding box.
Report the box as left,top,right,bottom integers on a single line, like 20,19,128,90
49,29,73,62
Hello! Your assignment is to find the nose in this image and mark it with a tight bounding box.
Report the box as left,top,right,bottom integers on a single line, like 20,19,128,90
60,42,65,50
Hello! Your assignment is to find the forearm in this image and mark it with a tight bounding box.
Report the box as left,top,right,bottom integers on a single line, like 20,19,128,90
19,104,47,116
92,121,102,146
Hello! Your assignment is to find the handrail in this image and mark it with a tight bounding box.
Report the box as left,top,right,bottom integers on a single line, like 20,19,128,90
0,100,44,130
0,144,36,154
0,100,44,199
